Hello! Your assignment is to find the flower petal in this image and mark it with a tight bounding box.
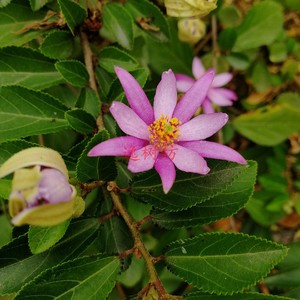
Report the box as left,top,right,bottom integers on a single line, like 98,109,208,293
175,74,195,93
179,141,247,164
179,112,228,141
208,88,234,106
170,144,210,174
173,69,214,123
110,101,149,140
192,56,206,79
212,73,233,87
88,136,146,157
202,97,215,114
154,154,176,194
154,69,178,119
114,66,154,125
127,145,156,173
214,88,237,100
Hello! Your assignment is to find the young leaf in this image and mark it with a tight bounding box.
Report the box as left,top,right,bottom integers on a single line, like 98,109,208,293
65,109,96,134
131,160,248,212
0,86,69,142
185,291,294,300
152,160,257,228
57,0,86,35
55,60,89,88
233,1,284,51
0,218,100,295
0,46,63,90
15,255,120,300
166,232,288,295
0,0,46,47
98,46,140,73
28,219,71,254
233,102,300,146
40,30,74,60
124,0,170,42
76,130,117,182
100,3,134,50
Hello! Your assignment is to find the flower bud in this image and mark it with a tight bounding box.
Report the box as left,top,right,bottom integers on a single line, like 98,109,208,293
0,147,84,227
165,0,217,18
178,17,206,44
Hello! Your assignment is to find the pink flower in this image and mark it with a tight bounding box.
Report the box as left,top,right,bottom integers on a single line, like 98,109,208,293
175,57,237,114
88,66,246,193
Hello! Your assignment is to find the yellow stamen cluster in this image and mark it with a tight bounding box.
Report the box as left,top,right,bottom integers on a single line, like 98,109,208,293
148,114,182,152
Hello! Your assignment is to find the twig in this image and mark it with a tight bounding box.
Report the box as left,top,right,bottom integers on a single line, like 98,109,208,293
79,29,104,131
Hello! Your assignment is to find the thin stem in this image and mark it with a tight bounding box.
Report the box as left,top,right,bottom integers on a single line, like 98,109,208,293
211,14,219,71
110,184,182,299
79,29,104,131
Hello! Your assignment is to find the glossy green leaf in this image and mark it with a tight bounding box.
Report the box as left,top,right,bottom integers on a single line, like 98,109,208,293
65,109,96,134
0,0,45,47
166,232,288,295
55,60,89,88
233,102,300,146
152,161,257,228
124,0,169,42
75,88,100,119
233,2,283,51
100,3,134,50
57,0,86,35
0,218,100,295
131,160,248,212
28,219,71,254
76,130,117,182
98,46,140,74
0,46,63,89
0,86,69,142
15,255,120,300
185,292,294,300
29,0,49,11
40,30,74,60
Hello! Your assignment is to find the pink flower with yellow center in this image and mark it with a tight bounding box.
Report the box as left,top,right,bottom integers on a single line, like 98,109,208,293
88,66,246,193
175,57,237,114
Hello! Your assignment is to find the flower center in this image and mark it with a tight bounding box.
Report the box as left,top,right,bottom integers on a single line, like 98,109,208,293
148,114,181,152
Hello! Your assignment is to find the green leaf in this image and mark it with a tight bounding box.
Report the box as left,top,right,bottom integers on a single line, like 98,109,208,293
57,0,86,35
98,46,140,73
65,109,96,134
15,255,120,300
166,232,288,295
98,191,133,255
100,3,134,50
252,60,272,93
217,5,241,28
152,161,257,228
131,160,248,212
28,219,71,254
0,218,100,295
0,86,69,142
124,0,169,42
0,46,63,90
55,60,89,88
29,0,49,11
76,130,117,182
233,102,300,146
0,215,12,249
185,292,294,300
75,88,100,119
40,30,74,60
0,0,46,47
0,0,12,8
146,19,193,75
0,179,11,199
233,1,283,51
